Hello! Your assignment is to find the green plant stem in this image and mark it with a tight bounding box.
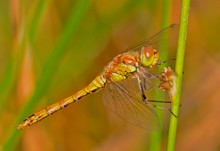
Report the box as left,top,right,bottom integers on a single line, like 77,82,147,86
28,0,50,43
148,0,172,151
167,0,190,151
2,0,89,150
161,0,172,29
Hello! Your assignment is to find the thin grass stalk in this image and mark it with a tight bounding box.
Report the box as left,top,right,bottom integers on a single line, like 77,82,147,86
0,1,26,114
0,0,49,114
148,0,172,151
2,0,89,150
166,0,190,150
28,0,50,43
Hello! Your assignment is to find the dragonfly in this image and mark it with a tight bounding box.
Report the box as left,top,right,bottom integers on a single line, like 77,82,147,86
17,24,178,130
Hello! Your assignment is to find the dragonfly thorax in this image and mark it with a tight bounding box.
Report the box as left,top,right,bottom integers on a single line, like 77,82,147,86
104,52,139,82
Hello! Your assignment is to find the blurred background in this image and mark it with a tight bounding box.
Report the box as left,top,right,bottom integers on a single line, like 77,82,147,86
0,0,220,151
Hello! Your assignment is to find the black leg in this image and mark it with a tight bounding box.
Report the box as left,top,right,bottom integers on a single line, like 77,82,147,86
147,100,172,104
147,102,178,118
137,76,147,102
135,71,178,118
157,59,176,65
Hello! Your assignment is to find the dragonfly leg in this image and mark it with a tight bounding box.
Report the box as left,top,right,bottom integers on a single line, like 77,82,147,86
145,71,161,79
147,100,171,104
148,100,181,107
136,74,178,118
139,66,161,79
137,68,160,92
157,59,176,65
136,72,158,104
136,74,147,102
148,100,178,117
145,101,178,118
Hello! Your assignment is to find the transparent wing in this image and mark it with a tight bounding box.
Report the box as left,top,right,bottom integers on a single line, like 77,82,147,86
122,24,178,62
102,74,163,130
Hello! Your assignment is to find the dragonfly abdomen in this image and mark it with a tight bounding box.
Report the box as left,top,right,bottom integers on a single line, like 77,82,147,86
17,75,106,129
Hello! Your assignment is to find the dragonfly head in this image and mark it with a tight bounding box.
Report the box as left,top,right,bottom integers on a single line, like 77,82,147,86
140,46,160,68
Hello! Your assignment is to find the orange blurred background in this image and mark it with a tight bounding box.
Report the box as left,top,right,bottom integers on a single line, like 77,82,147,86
0,0,220,151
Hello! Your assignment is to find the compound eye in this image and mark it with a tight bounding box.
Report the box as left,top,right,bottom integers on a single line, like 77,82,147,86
143,46,154,58
141,46,155,67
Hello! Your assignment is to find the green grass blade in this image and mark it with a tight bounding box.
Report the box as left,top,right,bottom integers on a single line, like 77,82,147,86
0,0,49,114
28,0,50,43
148,0,172,151
167,0,191,150
2,0,89,150
0,58,18,111
0,33,26,114
161,0,172,29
